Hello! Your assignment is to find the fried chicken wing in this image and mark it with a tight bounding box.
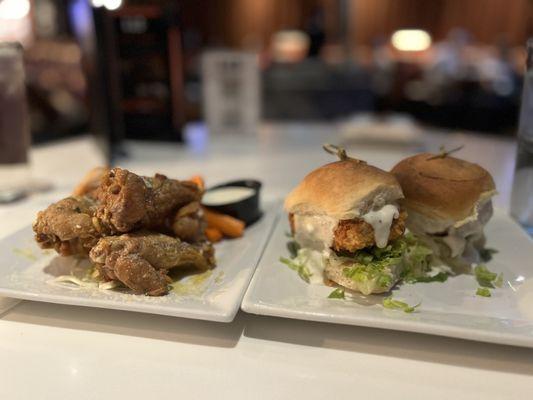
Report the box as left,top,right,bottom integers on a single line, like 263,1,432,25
172,201,206,242
72,166,110,199
33,196,102,256
89,232,215,295
96,168,202,234
34,167,215,296
34,168,205,257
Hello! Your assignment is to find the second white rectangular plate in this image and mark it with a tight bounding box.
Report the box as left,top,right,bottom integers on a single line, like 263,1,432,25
0,202,278,322
242,208,533,347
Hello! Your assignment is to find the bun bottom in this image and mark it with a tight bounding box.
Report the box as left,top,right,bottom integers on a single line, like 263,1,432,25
324,256,403,295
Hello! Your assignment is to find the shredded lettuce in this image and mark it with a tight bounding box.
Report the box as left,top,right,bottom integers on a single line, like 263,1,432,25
404,271,449,284
328,288,345,299
476,287,492,297
402,233,436,283
340,239,405,290
280,256,312,283
494,272,503,288
341,234,438,289
281,232,442,293
382,296,420,313
474,264,502,288
342,264,395,290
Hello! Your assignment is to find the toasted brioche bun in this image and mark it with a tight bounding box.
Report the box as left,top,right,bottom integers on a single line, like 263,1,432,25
284,160,404,219
391,153,496,223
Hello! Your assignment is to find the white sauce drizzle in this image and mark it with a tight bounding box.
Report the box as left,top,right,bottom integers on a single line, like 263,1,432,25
296,248,329,284
294,215,338,251
362,204,399,248
438,200,493,258
202,187,255,206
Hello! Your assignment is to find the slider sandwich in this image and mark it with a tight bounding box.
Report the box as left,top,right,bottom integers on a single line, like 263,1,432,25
391,151,496,271
284,146,412,295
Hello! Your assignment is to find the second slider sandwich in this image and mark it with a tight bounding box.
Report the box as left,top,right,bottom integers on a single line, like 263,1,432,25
391,151,496,270
284,147,409,295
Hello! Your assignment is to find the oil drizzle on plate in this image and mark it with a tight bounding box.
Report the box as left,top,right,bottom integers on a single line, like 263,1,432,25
171,270,214,296
12,247,38,262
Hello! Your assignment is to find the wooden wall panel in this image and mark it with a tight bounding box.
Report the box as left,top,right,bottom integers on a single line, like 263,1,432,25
178,0,533,50
350,0,532,46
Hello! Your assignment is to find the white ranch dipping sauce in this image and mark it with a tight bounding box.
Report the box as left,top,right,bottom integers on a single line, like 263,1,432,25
293,204,400,251
202,187,255,206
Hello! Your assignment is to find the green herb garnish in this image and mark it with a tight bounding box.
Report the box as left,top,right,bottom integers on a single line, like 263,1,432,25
328,288,345,299
382,296,420,313
476,287,492,297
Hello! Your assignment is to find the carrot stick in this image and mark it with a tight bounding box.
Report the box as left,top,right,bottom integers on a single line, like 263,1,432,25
205,227,223,243
203,208,245,238
189,175,205,191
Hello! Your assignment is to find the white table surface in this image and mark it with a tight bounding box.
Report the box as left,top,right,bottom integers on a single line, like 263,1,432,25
1,123,531,400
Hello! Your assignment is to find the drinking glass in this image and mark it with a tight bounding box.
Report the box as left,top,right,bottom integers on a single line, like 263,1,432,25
0,42,31,203
511,38,533,234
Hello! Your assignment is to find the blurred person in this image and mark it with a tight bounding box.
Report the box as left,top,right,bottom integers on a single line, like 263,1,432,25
305,7,326,58
431,28,472,79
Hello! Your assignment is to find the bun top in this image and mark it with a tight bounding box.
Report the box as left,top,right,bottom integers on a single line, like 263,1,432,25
391,153,496,222
284,160,404,219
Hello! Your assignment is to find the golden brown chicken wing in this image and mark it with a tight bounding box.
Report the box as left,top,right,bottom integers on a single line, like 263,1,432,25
95,168,202,234
171,201,206,242
89,232,215,296
33,196,102,256
72,166,110,199
34,168,204,257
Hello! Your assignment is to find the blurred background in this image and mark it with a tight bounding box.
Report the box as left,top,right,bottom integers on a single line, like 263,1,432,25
1,0,532,150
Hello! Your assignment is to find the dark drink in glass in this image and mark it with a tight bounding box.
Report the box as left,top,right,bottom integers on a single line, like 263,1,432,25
0,42,30,197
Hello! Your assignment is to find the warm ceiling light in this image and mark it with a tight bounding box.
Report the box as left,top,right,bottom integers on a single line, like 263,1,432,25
391,29,432,52
0,0,30,20
103,0,123,11
91,0,123,11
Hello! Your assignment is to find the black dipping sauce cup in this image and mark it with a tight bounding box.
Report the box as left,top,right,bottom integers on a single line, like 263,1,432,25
202,180,262,226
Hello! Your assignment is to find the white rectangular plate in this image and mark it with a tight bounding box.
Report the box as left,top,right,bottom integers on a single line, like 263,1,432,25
0,202,278,322
242,208,533,347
